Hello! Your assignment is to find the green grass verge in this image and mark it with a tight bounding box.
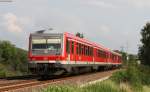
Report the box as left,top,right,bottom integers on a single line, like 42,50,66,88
43,79,150,92
43,80,126,92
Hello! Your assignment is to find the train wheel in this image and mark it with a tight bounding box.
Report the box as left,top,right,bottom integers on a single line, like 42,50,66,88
39,75,49,80
72,67,79,75
92,66,99,72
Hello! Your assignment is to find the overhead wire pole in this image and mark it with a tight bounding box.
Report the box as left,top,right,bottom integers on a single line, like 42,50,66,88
120,46,125,65
120,46,124,52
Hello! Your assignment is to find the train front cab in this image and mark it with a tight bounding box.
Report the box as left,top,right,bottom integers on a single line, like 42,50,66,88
28,33,66,75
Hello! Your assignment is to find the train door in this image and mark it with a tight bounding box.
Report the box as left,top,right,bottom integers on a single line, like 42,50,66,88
106,52,109,63
74,42,77,63
81,44,84,61
66,39,70,62
92,48,94,63
93,48,96,64
70,41,75,62
75,42,79,62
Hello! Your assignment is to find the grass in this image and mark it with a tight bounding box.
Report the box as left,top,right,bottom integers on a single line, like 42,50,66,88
43,86,77,92
43,79,150,92
43,80,127,92
83,80,126,92
143,86,150,92
42,79,150,92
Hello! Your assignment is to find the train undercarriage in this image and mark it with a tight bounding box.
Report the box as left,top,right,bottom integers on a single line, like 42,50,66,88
28,62,120,77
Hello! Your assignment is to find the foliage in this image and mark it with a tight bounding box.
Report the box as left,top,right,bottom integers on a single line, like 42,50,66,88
0,69,6,77
128,54,138,61
126,63,142,91
111,62,143,91
120,51,128,62
83,82,126,92
0,40,28,77
43,81,126,92
111,70,128,83
138,22,150,66
138,65,150,85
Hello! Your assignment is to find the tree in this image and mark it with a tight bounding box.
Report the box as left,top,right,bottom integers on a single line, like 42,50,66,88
0,40,28,73
0,41,15,64
138,22,150,66
128,54,137,61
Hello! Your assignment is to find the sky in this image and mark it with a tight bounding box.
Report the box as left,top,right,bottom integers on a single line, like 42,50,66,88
0,0,150,54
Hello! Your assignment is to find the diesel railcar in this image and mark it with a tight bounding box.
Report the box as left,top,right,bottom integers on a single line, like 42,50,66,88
28,32,122,76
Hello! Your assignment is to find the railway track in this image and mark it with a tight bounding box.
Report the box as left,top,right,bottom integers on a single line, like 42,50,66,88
0,76,70,91
0,69,118,92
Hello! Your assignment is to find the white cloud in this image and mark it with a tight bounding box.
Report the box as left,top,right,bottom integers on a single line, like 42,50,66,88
33,9,85,34
118,0,150,8
86,24,112,42
83,0,116,8
3,13,22,33
99,25,111,34
130,0,150,7
84,0,150,8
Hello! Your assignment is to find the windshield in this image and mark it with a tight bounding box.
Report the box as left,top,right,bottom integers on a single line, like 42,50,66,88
47,39,61,51
32,39,47,49
31,36,62,55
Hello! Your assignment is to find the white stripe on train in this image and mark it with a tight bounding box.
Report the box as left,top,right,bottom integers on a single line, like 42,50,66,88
29,60,121,65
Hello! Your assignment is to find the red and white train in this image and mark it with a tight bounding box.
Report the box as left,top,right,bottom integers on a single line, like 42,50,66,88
28,32,122,76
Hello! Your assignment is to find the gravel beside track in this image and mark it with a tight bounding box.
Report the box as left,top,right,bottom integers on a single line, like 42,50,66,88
0,69,118,92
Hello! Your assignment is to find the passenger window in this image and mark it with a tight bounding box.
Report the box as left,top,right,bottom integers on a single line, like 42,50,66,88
66,40,70,53
91,48,93,56
76,43,79,54
79,43,81,55
71,41,74,54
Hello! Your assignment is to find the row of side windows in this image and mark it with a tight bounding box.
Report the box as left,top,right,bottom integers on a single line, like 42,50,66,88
66,40,121,60
76,43,93,56
110,54,120,61
97,50,107,58
66,40,93,56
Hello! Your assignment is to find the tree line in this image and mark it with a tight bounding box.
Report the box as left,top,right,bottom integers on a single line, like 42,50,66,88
0,41,28,76
138,23,150,66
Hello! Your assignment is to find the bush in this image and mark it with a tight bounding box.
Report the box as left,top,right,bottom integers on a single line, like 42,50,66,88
0,69,6,77
111,70,127,83
126,64,142,90
111,63,143,91
138,65,150,85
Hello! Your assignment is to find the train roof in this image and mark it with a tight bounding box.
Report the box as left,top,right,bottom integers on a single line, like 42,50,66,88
30,32,63,36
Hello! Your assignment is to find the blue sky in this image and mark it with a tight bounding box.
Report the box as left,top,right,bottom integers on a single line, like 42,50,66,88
0,0,150,54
